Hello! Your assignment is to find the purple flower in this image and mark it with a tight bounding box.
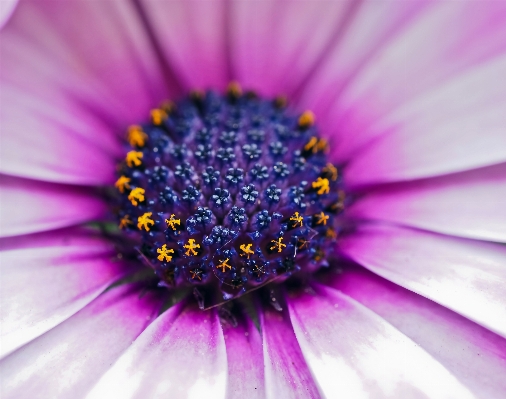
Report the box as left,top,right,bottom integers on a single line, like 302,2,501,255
1,1,506,399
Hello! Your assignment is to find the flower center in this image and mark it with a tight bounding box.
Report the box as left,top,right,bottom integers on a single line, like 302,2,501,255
113,84,345,307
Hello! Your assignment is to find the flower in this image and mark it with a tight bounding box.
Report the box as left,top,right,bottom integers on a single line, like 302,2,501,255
1,1,506,398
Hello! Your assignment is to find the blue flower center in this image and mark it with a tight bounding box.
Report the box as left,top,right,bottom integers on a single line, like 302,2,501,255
114,85,345,306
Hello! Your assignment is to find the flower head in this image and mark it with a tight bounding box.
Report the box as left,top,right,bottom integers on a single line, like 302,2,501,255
1,1,506,398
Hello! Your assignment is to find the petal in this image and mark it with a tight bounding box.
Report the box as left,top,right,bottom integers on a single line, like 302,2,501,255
261,304,321,399
0,0,168,184
139,0,229,91
0,0,16,27
345,53,506,185
288,285,475,399
222,312,264,399
0,284,163,399
0,226,105,251
0,175,107,237
298,0,428,136
0,229,133,358
327,265,506,399
0,81,120,185
305,1,506,164
338,224,506,338
86,302,227,399
228,0,353,98
347,163,506,242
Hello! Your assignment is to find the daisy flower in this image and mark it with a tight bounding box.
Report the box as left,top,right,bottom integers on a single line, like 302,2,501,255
1,1,505,398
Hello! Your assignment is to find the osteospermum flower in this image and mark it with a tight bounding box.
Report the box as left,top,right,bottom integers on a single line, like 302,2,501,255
1,0,506,398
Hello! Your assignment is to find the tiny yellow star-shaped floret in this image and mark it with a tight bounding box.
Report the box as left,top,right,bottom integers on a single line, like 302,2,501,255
326,228,337,239
298,110,315,128
289,212,304,228
269,237,286,253
315,211,329,226
128,187,145,206
127,125,148,147
150,108,168,125
126,151,143,167
312,177,330,195
322,163,338,181
119,215,132,229
330,201,344,213
303,136,327,154
190,269,202,280
316,138,328,152
252,263,265,275
239,244,255,259
304,136,318,153
297,238,310,249
137,212,155,231
165,214,181,231
313,248,324,262
157,244,175,262
216,258,232,272
114,175,131,194
184,239,201,256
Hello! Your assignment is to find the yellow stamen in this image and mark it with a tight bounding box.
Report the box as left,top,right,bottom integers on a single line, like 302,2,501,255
315,211,329,226
216,258,232,273
303,136,327,154
128,187,145,206
252,264,265,275
190,269,202,280
330,201,344,213
312,177,330,195
325,228,337,239
297,238,310,249
316,138,328,153
227,81,242,97
239,244,255,259
165,214,181,231
184,239,201,256
289,212,304,228
157,244,175,262
298,110,315,128
270,237,286,253
137,212,155,231
126,151,143,167
127,125,148,147
322,163,338,181
313,248,324,262
150,108,168,125
115,175,131,193
304,136,318,153
119,215,132,229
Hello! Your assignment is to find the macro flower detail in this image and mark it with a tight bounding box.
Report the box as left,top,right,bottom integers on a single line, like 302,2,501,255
1,1,506,399
113,88,345,308
127,187,145,206
156,244,174,262
113,89,344,303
